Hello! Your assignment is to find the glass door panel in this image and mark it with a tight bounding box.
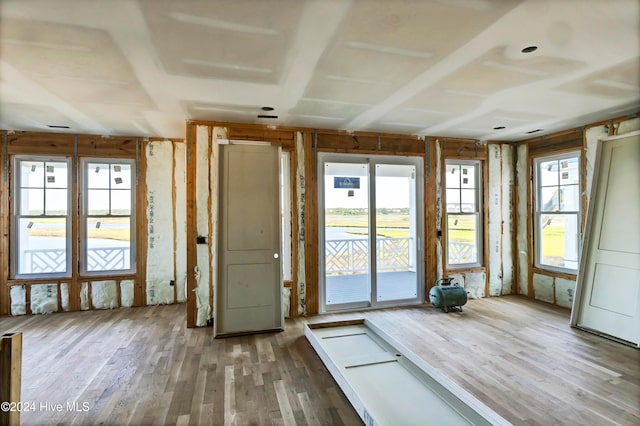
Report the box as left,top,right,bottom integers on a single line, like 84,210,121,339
375,164,418,302
323,162,370,307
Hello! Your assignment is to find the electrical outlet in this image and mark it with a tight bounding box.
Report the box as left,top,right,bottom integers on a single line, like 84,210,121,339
170,280,175,286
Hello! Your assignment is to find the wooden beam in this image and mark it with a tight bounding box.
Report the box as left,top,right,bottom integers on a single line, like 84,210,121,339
424,138,437,296
186,123,197,328
0,131,8,317
303,132,319,315
0,332,22,426
134,139,148,307
288,144,299,318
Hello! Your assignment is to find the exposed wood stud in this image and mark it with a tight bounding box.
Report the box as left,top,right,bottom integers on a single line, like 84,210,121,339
186,123,197,327
207,126,214,322
425,136,430,181
3,130,8,182
313,129,318,182
0,332,22,426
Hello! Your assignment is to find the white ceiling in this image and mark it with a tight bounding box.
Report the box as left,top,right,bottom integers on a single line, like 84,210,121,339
1,0,638,141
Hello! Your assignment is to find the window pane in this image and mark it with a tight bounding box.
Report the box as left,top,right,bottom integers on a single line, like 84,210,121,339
110,190,131,215
446,189,460,212
20,188,44,215
45,188,68,215
540,187,559,212
20,161,44,188
559,157,580,185
17,218,66,274
44,162,68,189
460,165,476,188
460,189,476,212
539,160,558,187
86,217,131,272
88,189,110,215
111,164,131,189
539,214,579,270
445,164,460,188
447,214,478,265
559,185,580,211
88,163,110,189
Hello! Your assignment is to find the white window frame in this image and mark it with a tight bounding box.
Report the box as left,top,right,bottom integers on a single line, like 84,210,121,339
445,160,483,268
533,152,581,274
11,156,72,279
80,158,136,276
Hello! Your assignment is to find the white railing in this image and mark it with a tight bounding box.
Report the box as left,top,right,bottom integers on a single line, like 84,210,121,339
23,247,130,273
326,238,412,274
448,242,476,264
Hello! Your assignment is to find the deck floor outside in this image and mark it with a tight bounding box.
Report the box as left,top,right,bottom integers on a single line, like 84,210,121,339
0,296,638,425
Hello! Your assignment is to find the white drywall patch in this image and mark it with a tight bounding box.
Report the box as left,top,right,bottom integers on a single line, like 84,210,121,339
555,277,576,309
296,132,306,315
532,273,554,303
465,272,485,299
31,284,58,314
487,144,503,296
174,142,187,303
501,144,514,295
435,140,443,280
195,125,212,326
283,286,291,318
584,125,608,203
516,144,529,296
146,140,176,305
80,282,89,310
10,286,26,316
91,280,118,309
60,283,69,311
121,280,134,307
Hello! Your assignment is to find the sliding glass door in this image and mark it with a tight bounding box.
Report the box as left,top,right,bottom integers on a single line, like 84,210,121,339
319,154,423,312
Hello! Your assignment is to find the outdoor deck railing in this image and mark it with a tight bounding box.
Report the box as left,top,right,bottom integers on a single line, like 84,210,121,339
326,237,412,274
326,238,476,273
23,247,130,273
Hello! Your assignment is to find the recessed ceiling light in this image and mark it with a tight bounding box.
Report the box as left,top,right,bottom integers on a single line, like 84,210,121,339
493,126,506,130
47,125,70,129
526,129,543,134
521,45,538,53
257,114,278,119
261,106,274,111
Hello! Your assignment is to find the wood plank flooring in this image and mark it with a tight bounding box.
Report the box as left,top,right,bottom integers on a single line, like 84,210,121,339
0,295,638,425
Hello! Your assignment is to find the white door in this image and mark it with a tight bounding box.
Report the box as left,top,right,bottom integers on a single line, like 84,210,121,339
573,132,640,346
217,143,282,336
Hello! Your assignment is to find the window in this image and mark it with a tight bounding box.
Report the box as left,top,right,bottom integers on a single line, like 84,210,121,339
13,157,71,277
81,159,135,274
445,161,482,267
534,153,580,272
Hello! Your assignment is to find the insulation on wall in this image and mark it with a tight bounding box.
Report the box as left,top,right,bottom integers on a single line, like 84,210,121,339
10,286,26,316
532,273,554,304
435,139,443,280
30,284,58,314
121,280,134,307
487,144,503,296
555,277,576,309
60,283,69,311
146,141,176,305
91,280,118,309
516,144,529,296
465,272,486,299
283,286,291,318
174,143,187,303
501,144,514,294
195,125,212,326
295,132,306,315
585,125,609,202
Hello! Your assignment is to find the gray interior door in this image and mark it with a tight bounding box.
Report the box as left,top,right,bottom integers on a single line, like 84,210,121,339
573,132,640,346
217,143,282,336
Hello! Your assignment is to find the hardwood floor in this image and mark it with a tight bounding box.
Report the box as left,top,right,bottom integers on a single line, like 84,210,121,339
0,295,638,425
